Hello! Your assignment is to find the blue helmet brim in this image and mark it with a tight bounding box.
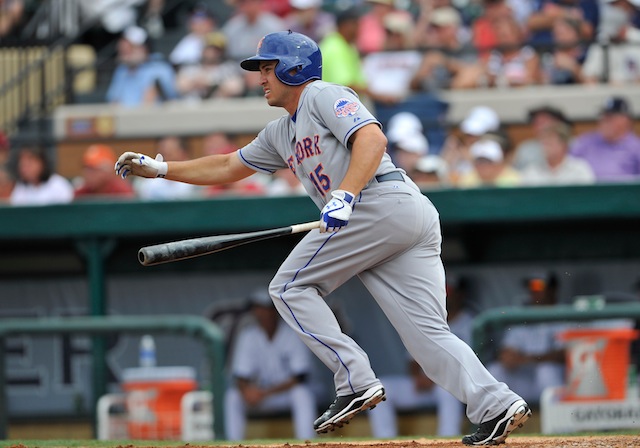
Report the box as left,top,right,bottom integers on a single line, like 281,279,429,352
240,55,279,71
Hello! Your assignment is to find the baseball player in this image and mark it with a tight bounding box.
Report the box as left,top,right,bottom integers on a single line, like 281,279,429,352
225,289,317,440
115,31,530,445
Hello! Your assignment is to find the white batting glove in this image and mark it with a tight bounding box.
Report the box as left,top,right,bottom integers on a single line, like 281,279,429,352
115,152,168,179
320,190,355,233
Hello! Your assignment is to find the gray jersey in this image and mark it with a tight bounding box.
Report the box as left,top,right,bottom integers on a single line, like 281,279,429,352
237,81,397,209
236,79,522,427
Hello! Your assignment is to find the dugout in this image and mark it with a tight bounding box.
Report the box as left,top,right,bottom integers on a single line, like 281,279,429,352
1,183,640,437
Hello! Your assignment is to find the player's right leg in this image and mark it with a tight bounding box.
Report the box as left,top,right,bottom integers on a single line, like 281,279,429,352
357,193,530,445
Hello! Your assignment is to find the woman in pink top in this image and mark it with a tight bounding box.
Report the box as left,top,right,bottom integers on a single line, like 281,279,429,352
357,0,412,55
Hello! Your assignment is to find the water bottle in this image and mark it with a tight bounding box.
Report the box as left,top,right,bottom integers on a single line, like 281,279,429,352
139,334,157,368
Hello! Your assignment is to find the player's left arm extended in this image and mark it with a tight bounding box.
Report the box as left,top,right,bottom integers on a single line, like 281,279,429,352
339,123,388,196
115,150,255,185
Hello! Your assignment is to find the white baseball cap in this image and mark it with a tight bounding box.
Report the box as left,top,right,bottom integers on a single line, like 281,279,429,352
460,106,500,136
123,25,148,46
430,7,461,27
290,0,322,9
383,11,414,35
414,155,448,178
387,112,429,154
392,132,429,154
387,112,423,135
470,139,503,163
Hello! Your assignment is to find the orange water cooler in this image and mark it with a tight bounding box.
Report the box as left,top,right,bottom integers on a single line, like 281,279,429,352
559,328,639,401
122,366,197,439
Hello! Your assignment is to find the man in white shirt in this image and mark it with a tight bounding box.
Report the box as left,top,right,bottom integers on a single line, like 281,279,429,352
521,123,595,186
224,289,317,440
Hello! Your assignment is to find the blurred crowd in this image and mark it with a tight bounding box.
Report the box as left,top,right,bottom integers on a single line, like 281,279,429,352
0,0,640,205
4,0,638,103
102,0,640,105
1,91,638,206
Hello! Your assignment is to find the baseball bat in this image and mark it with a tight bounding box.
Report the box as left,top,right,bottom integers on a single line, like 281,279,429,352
138,221,320,266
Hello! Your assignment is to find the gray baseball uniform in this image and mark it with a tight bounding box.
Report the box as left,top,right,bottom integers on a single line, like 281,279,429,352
237,80,521,424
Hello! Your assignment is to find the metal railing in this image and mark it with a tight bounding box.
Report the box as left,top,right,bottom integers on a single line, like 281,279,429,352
0,44,66,137
472,303,640,364
0,315,226,440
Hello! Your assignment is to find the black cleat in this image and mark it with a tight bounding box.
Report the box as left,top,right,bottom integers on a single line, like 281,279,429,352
462,399,531,445
314,384,386,434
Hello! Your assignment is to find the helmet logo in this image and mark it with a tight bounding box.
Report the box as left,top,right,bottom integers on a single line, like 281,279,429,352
256,36,265,53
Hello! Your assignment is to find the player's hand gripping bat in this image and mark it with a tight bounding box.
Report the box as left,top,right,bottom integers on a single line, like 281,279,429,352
138,221,320,266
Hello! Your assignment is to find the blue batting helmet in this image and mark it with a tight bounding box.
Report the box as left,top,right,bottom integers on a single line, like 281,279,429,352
240,31,322,86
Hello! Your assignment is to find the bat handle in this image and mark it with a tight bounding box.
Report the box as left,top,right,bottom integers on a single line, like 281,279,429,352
291,221,321,233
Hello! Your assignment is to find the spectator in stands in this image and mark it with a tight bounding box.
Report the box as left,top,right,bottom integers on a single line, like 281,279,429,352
603,0,640,43
540,17,586,85
362,12,422,105
265,168,306,196
368,276,474,437
581,0,640,85
203,131,238,157
10,146,74,206
222,0,284,96
488,272,569,405
169,3,217,68
81,0,147,51
0,130,9,166
521,123,595,186
440,105,501,184
284,0,335,43
526,0,599,51
413,0,469,49
140,0,165,39
0,0,24,41
175,32,246,101
457,136,521,188
224,288,317,441
221,0,285,62
472,0,515,61
513,105,573,170
410,155,451,189
410,6,484,91
414,3,470,50
106,26,178,107
0,163,12,202
132,136,202,200
264,0,293,18
484,16,543,88
319,6,368,95
507,0,535,27
0,131,13,201
569,96,640,182
74,144,135,199
202,132,267,196
385,112,429,172
357,0,411,55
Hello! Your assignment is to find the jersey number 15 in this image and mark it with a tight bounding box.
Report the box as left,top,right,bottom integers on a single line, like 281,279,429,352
309,163,330,196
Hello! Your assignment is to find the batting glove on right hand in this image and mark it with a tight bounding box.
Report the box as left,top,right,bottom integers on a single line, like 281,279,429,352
115,152,168,179
320,190,355,233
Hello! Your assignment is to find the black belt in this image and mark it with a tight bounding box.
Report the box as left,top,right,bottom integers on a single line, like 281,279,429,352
375,171,404,183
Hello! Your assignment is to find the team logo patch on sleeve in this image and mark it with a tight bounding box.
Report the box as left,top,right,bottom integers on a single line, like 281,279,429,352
334,98,360,118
